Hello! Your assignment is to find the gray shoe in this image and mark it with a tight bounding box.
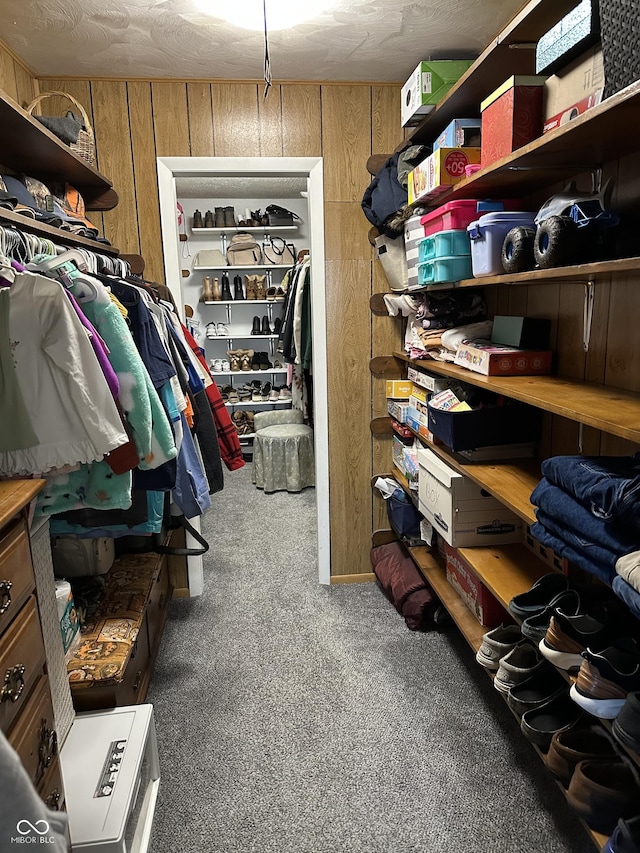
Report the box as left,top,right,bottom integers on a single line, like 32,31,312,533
521,589,581,643
494,640,546,695
475,624,522,671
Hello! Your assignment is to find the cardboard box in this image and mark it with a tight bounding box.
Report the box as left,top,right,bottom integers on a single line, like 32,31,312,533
491,315,551,350
454,341,553,376
445,544,507,627
543,45,604,122
401,60,474,127
427,400,542,452
543,89,603,133
386,380,413,399
408,399,429,425
409,384,429,404
391,418,414,442
407,366,458,393
408,147,482,204
417,446,523,547
393,435,408,474
480,76,546,166
433,118,482,151
387,400,409,422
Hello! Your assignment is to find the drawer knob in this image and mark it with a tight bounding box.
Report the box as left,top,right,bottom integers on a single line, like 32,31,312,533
1,664,25,703
37,719,58,781
44,790,61,811
0,580,12,615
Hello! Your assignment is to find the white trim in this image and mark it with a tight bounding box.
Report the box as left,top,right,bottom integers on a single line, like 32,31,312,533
156,156,331,588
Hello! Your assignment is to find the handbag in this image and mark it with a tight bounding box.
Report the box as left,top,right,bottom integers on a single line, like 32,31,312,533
386,492,422,540
265,204,301,226
194,248,226,268
375,234,409,291
51,536,115,578
262,235,296,266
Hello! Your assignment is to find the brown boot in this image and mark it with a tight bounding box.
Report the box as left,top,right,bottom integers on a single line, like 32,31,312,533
240,349,253,371
212,277,221,300
245,274,257,300
200,276,213,302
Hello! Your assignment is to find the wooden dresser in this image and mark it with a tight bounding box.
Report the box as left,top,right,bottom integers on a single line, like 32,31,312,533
0,480,64,811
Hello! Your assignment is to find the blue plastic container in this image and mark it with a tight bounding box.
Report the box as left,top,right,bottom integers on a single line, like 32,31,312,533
467,211,537,277
418,229,471,263
417,255,473,285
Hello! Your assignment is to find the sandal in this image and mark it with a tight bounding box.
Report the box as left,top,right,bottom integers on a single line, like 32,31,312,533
227,388,240,404
261,382,272,401
219,384,232,401
266,286,277,301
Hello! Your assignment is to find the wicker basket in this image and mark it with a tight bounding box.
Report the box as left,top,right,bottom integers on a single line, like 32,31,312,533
26,90,96,168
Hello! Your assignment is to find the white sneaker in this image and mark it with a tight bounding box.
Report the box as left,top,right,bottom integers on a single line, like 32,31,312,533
220,359,230,372
279,386,292,400
206,322,217,339
210,359,224,372
217,323,229,336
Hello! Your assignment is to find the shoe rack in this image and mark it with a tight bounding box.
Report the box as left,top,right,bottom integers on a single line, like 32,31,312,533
179,194,306,444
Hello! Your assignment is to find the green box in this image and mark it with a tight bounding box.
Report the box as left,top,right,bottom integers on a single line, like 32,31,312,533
401,60,475,127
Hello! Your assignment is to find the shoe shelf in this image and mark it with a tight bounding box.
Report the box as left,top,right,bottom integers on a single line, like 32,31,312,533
225,400,291,408
202,299,285,305
192,226,298,233
211,368,287,376
394,352,640,446
194,264,292,271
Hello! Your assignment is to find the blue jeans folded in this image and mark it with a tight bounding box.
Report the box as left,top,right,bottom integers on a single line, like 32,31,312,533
531,479,640,556
541,454,640,523
536,509,619,571
612,575,640,621
530,521,615,585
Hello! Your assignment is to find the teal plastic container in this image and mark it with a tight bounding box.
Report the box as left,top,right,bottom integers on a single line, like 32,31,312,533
417,255,473,285
418,229,471,263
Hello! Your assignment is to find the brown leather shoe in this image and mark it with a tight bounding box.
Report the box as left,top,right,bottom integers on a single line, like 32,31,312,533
546,723,619,787
566,758,640,834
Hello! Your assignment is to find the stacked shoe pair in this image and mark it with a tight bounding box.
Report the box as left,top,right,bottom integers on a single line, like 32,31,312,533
206,322,229,338
232,410,254,435
476,623,582,749
209,358,230,373
543,719,640,834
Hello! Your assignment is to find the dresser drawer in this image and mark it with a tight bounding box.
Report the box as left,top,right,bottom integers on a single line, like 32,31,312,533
8,675,57,788
0,596,46,733
38,755,65,812
0,519,35,636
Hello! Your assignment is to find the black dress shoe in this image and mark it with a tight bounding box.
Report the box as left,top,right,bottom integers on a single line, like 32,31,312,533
234,275,244,300
251,316,261,335
261,315,271,335
220,273,232,301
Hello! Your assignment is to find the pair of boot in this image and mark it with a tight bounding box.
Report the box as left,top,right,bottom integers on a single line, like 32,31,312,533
245,274,266,300
200,276,220,302
251,315,272,335
227,349,253,372
252,351,272,370
200,207,235,228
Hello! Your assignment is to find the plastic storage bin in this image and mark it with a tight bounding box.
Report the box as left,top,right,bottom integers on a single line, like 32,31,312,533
421,200,479,237
418,230,471,263
467,211,536,277
418,255,473,285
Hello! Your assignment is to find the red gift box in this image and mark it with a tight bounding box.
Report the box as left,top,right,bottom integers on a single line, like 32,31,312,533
480,76,546,167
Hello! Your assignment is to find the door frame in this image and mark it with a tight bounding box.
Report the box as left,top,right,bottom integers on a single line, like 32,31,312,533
157,156,330,587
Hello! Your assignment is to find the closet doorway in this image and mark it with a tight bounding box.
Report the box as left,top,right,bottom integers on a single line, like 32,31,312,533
156,156,329,586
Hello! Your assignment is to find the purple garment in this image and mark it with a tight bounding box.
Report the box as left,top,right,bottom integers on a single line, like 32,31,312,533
64,290,120,399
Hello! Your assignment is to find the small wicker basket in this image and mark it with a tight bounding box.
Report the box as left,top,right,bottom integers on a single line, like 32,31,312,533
26,90,96,167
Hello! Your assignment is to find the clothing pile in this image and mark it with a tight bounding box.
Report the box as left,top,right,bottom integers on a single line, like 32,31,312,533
277,252,312,423
531,455,640,616
394,289,490,360
0,251,243,546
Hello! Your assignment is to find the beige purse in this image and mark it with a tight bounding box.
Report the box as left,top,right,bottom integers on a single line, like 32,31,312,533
262,235,296,266
194,248,226,268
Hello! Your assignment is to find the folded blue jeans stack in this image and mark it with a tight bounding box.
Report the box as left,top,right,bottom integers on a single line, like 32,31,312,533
530,455,640,614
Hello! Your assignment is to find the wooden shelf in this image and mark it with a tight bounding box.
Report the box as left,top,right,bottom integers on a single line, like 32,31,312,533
192,226,298,233
0,208,119,256
0,480,45,529
409,546,487,650
402,0,579,149
394,352,640,445
415,80,640,206
0,90,116,209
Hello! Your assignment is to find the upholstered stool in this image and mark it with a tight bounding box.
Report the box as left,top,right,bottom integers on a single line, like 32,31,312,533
252,410,315,493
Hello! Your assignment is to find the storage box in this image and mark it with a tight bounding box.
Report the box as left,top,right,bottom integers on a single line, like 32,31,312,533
427,399,542,451
454,341,553,375
480,76,546,166
404,214,425,290
536,0,600,75
418,255,473,285
393,435,409,473
421,199,480,237
387,400,409,422
407,367,458,393
408,147,482,204
409,384,429,404
391,419,414,443
467,210,537,277
445,544,507,626
543,45,604,124
386,380,413,399
419,230,471,263
408,396,429,423
417,446,523,547
401,60,475,127
433,118,482,151
543,89,603,133
491,315,551,350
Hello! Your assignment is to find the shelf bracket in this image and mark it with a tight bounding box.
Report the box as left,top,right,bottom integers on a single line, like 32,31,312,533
583,279,595,352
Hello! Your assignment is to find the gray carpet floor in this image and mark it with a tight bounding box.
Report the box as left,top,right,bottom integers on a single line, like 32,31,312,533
147,465,591,853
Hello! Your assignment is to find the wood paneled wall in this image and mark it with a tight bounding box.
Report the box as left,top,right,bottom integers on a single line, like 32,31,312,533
0,43,36,111
30,74,402,579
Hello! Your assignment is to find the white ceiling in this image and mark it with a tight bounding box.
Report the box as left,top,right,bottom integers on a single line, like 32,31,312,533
0,0,526,82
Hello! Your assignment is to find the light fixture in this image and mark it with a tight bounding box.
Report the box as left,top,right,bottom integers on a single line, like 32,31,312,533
194,0,335,31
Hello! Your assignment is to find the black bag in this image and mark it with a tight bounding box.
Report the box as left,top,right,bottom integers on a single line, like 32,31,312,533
265,204,301,226
361,152,408,238
386,492,422,541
